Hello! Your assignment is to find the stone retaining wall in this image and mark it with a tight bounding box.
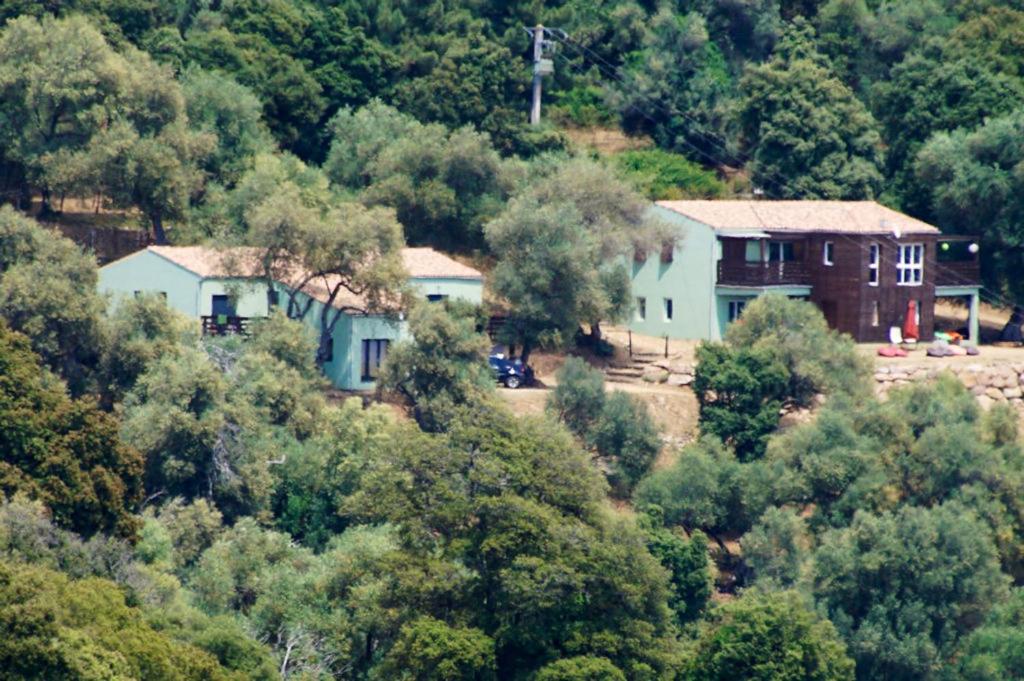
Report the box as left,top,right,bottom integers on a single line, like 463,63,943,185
874,362,1024,408
639,356,1024,409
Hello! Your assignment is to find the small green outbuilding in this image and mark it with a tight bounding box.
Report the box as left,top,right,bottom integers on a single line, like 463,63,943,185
98,245,484,390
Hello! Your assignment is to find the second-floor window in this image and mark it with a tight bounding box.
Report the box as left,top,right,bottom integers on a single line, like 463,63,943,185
868,243,879,286
663,298,673,322
823,241,834,266
897,243,923,286
768,241,796,262
636,297,646,321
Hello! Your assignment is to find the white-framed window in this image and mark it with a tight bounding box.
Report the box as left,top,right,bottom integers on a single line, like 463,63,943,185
823,241,834,266
728,300,746,323
663,298,673,322
897,243,924,286
868,243,880,286
636,297,646,321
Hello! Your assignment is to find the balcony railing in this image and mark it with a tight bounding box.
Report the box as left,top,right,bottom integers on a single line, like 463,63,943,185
201,315,251,336
717,260,811,287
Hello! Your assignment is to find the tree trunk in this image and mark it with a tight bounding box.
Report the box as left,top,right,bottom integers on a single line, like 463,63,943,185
591,320,603,346
520,339,533,366
39,187,54,217
315,328,332,367
151,213,168,244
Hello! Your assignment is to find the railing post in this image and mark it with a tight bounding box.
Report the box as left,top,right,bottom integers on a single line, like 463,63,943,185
664,334,669,358
628,329,632,358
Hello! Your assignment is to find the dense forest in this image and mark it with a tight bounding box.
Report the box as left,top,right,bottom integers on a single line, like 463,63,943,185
3,1,1024,680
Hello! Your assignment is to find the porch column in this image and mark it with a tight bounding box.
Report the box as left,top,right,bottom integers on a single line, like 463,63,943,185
968,291,980,345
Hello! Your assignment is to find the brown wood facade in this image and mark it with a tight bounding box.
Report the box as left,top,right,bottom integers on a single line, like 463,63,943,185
717,232,980,342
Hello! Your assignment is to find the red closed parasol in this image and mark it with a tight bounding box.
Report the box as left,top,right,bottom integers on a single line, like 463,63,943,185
902,300,919,342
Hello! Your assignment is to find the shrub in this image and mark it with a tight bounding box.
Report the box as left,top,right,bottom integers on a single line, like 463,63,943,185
614,149,725,200
546,357,606,437
693,341,789,461
591,391,661,491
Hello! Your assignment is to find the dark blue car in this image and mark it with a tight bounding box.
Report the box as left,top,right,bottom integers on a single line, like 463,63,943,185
489,352,531,389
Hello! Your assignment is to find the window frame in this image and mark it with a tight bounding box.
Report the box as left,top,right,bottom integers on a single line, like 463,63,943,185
823,241,834,266
663,298,673,322
728,300,746,323
635,296,646,322
361,338,390,381
896,243,924,287
868,243,880,287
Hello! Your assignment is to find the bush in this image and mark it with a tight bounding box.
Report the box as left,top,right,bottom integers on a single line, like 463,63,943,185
633,438,765,535
725,295,871,404
685,590,855,681
614,149,725,200
592,391,662,491
547,357,606,437
693,341,789,461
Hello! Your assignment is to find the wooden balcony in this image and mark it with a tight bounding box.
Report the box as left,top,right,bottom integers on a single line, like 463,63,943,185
717,260,812,287
201,315,251,336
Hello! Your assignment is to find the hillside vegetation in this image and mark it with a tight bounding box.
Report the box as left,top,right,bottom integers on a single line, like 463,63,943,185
4,3,1024,680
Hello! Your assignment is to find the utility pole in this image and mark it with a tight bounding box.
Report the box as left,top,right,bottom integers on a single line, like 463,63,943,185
530,24,545,125
524,25,561,125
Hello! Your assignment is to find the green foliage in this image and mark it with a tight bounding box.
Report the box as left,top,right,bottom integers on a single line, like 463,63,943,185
0,207,105,394
614,149,726,200
813,504,1009,680
487,157,665,359
349,406,679,677
547,358,662,493
378,301,494,432
270,399,394,549
639,510,713,627
738,22,884,199
372,617,497,681
693,342,789,461
326,101,512,251
0,560,250,680
685,590,855,681
725,295,871,404
914,110,1024,299
0,15,210,241
0,323,142,538
955,588,1024,681
180,67,275,188
547,357,607,437
592,391,662,491
99,292,195,407
534,656,627,681
634,438,765,535
741,506,811,589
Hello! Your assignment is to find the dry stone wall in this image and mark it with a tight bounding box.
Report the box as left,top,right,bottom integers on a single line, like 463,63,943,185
639,356,1024,409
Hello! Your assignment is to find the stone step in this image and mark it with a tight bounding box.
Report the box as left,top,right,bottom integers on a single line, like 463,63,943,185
606,367,644,378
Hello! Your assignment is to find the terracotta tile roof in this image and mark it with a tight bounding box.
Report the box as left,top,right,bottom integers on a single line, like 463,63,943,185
401,248,483,280
148,245,262,277
142,245,481,310
656,200,940,235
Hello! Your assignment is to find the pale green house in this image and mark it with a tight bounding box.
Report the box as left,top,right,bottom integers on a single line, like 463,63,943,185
98,245,484,390
630,201,982,343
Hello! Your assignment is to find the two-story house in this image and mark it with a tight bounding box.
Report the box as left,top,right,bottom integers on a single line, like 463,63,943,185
630,201,981,343
98,245,483,390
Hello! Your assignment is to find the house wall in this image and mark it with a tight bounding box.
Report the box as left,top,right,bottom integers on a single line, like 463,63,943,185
198,279,270,318
411,277,483,303
628,207,717,340
97,249,202,317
